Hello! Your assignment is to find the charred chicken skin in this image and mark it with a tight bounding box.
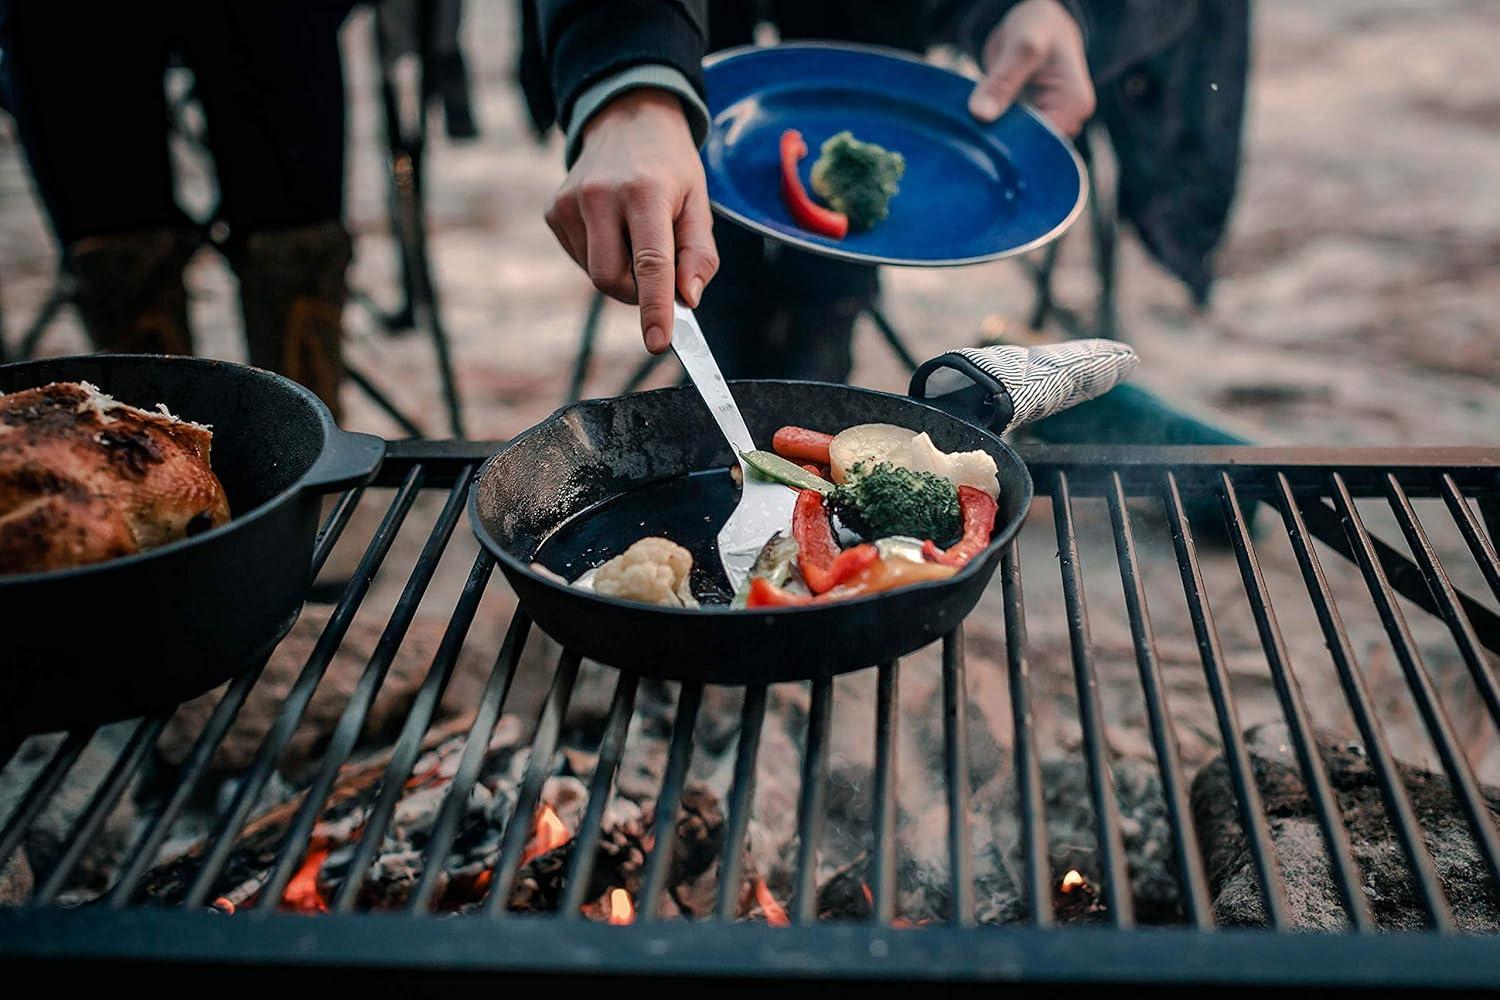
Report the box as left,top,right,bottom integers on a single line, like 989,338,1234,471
0,381,230,574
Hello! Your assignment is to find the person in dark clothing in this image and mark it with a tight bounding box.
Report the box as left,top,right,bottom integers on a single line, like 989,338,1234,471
1,1,355,417
525,0,1248,381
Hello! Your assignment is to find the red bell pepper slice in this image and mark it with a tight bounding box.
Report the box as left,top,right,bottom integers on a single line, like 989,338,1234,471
779,130,849,240
923,486,999,568
773,425,835,465
747,577,813,607
792,489,877,594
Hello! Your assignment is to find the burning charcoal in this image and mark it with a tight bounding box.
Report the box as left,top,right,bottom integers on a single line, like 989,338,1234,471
1193,724,1500,932
817,858,873,921
542,775,589,830
669,783,725,887
1053,868,1106,924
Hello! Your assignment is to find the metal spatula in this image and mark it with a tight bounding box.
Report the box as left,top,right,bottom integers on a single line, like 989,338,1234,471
671,302,796,594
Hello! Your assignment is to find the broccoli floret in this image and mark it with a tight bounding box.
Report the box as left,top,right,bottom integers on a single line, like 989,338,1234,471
810,131,905,231
827,463,960,543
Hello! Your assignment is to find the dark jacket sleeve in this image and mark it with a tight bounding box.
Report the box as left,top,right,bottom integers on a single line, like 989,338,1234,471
536,0,709,134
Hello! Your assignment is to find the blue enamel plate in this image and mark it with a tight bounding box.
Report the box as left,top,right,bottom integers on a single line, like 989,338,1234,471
702,42,1086,267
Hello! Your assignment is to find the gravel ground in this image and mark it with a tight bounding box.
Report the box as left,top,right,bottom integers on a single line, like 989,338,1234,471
2,1,1496,812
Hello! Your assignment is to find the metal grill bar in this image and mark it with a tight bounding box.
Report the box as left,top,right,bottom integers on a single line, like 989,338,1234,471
870,662,899,925
714,684,767,922
312,487,366,576
1104,475,1213,929
488,650,581,917
1052,473,1134,927
1273,474,1452,930
560,671,639,917
1294,495,1500,657
31,714,169,905
942,631,974,925
7,442,1500,990
1385,475,1500,731
183,467,426,909
105,491,361,907
106,665,268,906
1218,475,1373,930
1327,473,1500,893
0,729,95,873
408,612,530,912
636,681,703,923
1164,472,1291,928
331,551,495,912
1442,474,1500,603
1001,542,1050,927
792,678,832,924
256,472,473,915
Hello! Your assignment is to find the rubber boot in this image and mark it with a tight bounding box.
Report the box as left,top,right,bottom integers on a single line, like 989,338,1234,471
67,228,195,355
238,220,353,422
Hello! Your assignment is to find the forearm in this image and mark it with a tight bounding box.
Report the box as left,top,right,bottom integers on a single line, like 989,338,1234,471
537,0,709,161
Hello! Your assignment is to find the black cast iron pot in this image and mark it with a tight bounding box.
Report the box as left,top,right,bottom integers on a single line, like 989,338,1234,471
0,355,385,735
469,381,1032,684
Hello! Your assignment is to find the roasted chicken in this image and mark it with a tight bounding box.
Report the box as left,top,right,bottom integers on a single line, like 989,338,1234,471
0,381,230,574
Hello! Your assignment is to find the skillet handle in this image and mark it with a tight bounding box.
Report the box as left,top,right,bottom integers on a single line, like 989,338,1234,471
909,340,1138,433
302,430,386,494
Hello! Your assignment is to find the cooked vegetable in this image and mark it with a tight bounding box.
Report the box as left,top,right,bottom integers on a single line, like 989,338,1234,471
731,530,804,608
873,535,927,564
923,486,999,568
828,423,915,484
747,576,810,608
742,449,833,494
828,463,961,544
908,432,1000,499
773,425,834,465
745,554,956,607
589,537,698,607
779,130,849,239
792,489,878,594
810,130,905,232
824,555,957,598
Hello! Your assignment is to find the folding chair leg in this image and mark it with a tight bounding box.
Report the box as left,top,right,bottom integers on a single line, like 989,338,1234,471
567,292,607,403
865,305,920,374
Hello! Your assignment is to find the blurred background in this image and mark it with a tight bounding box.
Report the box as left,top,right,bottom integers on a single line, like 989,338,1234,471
1,0,1495,445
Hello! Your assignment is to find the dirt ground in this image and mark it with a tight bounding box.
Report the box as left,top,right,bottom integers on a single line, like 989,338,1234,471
2,2,1497,813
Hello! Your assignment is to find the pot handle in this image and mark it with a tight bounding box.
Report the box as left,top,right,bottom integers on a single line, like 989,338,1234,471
302,430,386,494
909,339,1139,434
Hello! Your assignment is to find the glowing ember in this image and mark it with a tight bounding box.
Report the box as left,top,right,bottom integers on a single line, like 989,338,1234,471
211,897,235,915
521,804,572,866
607,888,635,925
281,846,330,913
753,877,790,927
1060,869,1086,894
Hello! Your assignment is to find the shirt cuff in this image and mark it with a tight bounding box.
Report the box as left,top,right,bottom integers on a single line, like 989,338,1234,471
563,64,710,167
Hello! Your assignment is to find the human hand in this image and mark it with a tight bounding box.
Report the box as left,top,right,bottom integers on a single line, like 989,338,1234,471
968,0,1096,137
545,90,719,354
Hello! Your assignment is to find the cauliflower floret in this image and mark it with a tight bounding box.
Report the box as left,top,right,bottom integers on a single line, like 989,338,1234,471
588,537,698,607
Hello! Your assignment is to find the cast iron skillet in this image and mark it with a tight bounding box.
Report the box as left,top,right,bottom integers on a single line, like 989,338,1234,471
469,381,1031,684
0,355,385,735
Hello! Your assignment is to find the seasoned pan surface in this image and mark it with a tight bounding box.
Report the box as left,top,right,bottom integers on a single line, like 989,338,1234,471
470,381,1031,683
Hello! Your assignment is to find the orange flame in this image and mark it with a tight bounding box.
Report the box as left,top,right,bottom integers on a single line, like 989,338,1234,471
521,804,572,866
1061,869,1086,894
607,888,635,925
862,883,874,907
753,877,790,927
281,846,330,913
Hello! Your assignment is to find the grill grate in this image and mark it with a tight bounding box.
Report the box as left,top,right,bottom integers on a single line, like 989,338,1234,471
3,441,1500,990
